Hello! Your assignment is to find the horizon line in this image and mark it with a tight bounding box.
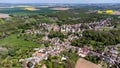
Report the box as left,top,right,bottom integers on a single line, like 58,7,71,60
0,2,120,4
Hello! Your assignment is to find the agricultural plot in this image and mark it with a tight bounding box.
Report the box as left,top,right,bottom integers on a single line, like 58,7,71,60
75,58,101,68
50,8,70,10
0,7,56,15
0,13,9,18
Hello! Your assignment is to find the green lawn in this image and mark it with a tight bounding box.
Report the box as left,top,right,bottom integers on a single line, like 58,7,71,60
98,27,118,31
0,34,40,47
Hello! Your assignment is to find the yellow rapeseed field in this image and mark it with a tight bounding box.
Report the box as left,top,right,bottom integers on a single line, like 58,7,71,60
15,5,38,11
97,10,103,14
24,7,38,11
105,10,113,14
97,9,113,14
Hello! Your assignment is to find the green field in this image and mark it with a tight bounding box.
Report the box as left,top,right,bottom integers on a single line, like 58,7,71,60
0,34,40,47
0,7,56,15
0,34,40,67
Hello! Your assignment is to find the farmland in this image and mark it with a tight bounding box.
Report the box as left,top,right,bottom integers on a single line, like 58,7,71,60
50,8,70,10
75,58,101,68
0,7,56,15
0,13,9,18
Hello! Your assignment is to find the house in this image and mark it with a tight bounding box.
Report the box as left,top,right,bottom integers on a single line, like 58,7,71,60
78,47,89,57
52,24,60,31
41,64,47,68
61,57,67,61
23,61,28,68
42,36,49,41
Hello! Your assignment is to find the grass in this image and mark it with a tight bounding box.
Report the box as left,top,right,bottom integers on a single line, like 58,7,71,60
117,44,120,52
118,47,120,52
0,34,40,47
98,27,118,31
0,34,41,68
117,24,120,28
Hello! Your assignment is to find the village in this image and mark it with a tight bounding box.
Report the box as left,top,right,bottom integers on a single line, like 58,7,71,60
0,2,120,68
24,18,114,35
19,18,120,68
19,35,120,68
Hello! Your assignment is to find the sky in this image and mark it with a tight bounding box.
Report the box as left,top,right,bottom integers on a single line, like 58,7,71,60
0,0,120,4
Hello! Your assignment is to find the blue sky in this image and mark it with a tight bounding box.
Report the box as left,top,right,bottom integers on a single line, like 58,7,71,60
0,0,119,3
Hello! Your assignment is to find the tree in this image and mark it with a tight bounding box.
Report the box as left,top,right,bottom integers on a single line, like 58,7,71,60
27,62,33,68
